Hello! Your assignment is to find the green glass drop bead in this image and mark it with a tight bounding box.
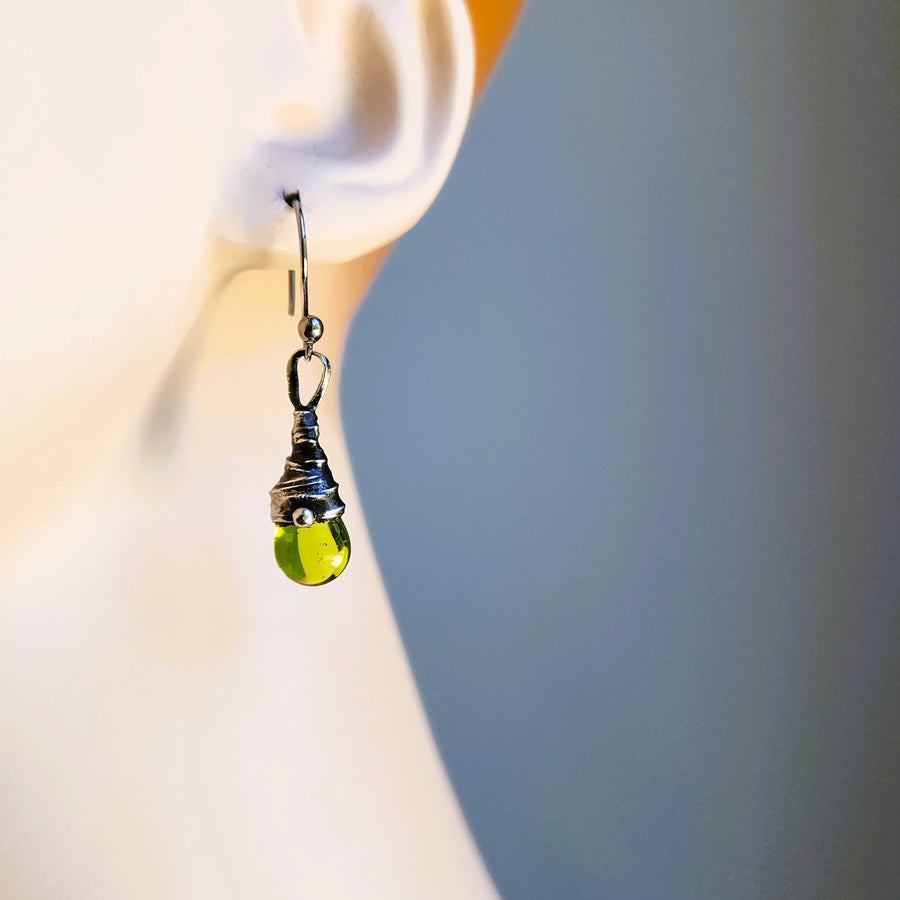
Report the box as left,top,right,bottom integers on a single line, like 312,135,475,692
274,518,350,586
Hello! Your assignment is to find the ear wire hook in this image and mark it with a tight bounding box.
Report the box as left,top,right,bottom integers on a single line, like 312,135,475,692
283,190,308,319
283,190,325,363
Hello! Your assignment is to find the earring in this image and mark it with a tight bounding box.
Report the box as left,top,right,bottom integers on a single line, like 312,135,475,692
269,191,350,586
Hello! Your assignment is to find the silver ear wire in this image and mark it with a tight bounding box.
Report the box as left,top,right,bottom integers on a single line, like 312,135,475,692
283,190,308,319
283,190,323,359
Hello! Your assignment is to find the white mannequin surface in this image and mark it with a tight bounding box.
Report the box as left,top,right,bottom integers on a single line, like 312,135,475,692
0,0,517,895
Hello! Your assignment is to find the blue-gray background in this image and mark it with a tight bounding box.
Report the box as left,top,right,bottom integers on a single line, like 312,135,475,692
344,2,900,897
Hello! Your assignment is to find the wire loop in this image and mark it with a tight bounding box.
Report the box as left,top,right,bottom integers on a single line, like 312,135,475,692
287,349,330,411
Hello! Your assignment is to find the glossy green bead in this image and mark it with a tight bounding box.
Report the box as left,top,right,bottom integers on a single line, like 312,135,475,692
274,518,350,586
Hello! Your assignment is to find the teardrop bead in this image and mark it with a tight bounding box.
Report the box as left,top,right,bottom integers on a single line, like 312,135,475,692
273,518,350,586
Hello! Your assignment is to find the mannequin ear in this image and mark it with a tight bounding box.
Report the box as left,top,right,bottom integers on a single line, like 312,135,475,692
212,0,474,265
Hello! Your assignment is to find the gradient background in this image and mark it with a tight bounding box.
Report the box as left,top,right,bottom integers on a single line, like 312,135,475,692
344,2,899,898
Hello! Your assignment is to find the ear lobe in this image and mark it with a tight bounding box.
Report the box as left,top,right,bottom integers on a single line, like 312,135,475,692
212,0,474,265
